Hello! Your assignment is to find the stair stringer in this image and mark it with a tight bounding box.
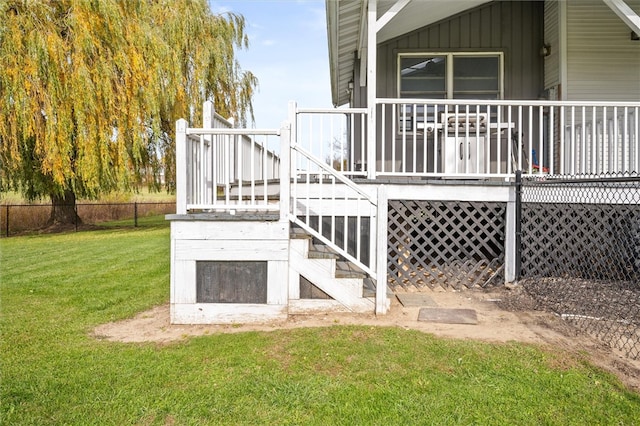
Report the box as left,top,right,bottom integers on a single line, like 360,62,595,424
289,239,374,313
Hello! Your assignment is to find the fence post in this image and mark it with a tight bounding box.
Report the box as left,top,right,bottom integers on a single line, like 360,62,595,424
134,202,138,227
176,118,188,215
5,205,9,237
279,121,291,223
376,185,388,315
515,170,522,280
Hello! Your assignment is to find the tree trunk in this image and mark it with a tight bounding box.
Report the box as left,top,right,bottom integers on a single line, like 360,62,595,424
49,190,82,226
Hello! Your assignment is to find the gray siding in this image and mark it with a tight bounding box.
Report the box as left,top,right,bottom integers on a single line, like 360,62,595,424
567,0,640,101
351,1,545,171
376,0,545,101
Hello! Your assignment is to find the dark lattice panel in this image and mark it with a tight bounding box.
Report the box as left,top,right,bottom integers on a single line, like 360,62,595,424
520,176,640,359
387,201,506,291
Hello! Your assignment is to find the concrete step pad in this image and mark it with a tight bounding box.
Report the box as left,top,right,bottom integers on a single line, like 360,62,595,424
417,308,478,325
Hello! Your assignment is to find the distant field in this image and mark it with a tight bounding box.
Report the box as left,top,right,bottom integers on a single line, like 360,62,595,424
0,189,176,204
0,190,175,235
1,226,639,424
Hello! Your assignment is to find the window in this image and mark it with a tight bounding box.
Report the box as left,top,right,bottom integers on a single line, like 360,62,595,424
398,52,503,100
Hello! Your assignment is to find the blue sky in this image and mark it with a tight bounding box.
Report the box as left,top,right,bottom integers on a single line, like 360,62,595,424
209,0,333,129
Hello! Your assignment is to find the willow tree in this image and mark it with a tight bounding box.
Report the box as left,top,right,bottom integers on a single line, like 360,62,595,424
0,0,256,224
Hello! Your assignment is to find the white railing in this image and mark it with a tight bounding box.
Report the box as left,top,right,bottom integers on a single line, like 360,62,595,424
568,106,638,175
175,102,283,214
375,99,640,178
175,104,387,313
178,99,639,216
291,102,381,283
292,102,368,177
290,142,378,278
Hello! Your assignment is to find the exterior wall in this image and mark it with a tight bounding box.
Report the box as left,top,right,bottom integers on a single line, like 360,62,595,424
566,0,640,101
376,0,545,101
353,0,640,103
168,217,289,324
351,1,545,171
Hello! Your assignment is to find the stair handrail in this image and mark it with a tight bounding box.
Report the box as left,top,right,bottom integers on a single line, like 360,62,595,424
291,144,376,204
289,142,378,279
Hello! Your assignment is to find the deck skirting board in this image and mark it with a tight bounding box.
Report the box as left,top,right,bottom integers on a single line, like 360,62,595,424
288,299,358,314
171,303,287,324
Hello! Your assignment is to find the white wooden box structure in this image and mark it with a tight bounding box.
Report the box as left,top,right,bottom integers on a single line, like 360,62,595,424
168,216,289,324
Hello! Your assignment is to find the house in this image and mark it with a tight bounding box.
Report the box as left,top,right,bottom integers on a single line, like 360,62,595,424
166,0,640,324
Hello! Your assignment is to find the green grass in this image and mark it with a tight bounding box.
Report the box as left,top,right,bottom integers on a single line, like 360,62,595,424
1,225,640,425
95,213,172,229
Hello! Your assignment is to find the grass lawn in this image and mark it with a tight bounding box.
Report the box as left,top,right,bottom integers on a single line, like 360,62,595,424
1,224,639,425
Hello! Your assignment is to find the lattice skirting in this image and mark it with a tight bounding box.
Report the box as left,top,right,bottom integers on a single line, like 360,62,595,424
387,201,506,291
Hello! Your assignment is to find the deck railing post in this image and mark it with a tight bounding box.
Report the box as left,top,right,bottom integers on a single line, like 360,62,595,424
376,184,388,314
279,121,291,222
505,171,521,284
366,0,377,180
203,101,215,205
176,118,188,215
288,101,298,179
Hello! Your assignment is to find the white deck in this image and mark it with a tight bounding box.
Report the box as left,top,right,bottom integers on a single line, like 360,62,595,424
168,98,639,324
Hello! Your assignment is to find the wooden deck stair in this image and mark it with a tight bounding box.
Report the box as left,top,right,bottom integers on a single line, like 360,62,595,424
213,179,385,315
288,225,376,313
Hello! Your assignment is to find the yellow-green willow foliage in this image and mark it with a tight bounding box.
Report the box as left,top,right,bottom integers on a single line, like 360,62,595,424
0,0,256,211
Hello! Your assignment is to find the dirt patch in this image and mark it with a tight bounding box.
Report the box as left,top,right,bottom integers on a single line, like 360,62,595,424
92,286,640,393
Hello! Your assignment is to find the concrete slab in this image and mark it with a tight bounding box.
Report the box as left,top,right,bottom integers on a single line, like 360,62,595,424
396,293,438,307
418,308,478,325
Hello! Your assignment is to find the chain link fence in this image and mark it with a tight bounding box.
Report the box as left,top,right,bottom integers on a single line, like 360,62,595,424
518,173,640,359
0,202,175,237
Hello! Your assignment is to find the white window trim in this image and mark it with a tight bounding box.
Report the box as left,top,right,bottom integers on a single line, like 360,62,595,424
397,51,505,100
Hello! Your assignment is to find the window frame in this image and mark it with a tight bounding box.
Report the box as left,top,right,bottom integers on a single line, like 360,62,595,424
397,51,505,100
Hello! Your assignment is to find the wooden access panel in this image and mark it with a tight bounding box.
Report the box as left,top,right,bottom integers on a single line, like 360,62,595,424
196,261,268,303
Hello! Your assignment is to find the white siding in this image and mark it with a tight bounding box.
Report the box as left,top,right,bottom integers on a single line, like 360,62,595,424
566,0,640,101
544,0,560,92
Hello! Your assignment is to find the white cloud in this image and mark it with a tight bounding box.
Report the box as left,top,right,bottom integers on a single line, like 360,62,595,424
208,2,231,15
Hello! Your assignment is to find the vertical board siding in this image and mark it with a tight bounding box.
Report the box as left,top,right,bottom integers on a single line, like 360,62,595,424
567,0,640,101
376,1,544,101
